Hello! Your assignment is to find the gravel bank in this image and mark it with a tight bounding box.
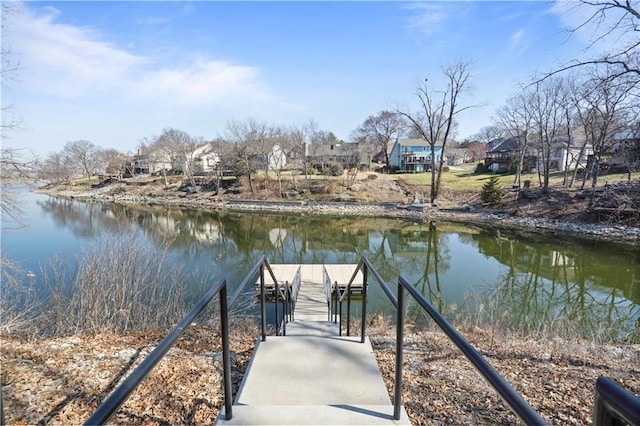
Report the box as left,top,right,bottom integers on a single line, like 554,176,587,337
41,185,640,245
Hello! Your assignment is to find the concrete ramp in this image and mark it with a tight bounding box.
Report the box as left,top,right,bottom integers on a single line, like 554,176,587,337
217,265,410,425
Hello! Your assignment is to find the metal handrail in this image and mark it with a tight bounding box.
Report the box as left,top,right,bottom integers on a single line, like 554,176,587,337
396,275,546,424
337,256,640,424
593,376,640,425
85,279,232,425
85,255,278,424
322,266,332,321
290,266,302,321
291,266,302,301
331,280,342,325
341,256,396,341
338,257,544,422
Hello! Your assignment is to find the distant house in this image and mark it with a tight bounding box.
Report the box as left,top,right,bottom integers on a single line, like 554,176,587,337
253,144,287,171
190,144,221,175
484,138,520,173
305,142,370,170
372,140,396,164
537,136,593,172
486,133,592,174
445,148,471,166
132,149,172,175
132,144,220,176
610,130,640,172
388,138,444,172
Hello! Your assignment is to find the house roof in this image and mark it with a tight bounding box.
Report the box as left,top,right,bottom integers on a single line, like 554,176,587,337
306,142,362,157
393,138,444,147
487,138,518,153
446,147,469,156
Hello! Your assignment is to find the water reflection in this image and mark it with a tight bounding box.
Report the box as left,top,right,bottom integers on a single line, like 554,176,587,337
12,194,639,337
473,231,640,338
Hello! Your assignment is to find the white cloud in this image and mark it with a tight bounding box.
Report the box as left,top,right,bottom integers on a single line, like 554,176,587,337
509,28,528,55
2,2,303,154
10,5,146,97
138,59,277,108
7,3,284,108
404,3,448,37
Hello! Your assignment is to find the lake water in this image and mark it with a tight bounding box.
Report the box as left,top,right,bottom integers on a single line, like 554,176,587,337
2,189,639,338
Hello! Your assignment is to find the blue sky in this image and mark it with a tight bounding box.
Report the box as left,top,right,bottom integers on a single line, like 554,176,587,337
2,1,602,157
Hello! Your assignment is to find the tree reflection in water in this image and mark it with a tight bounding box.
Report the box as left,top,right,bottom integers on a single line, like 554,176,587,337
25,195,640,339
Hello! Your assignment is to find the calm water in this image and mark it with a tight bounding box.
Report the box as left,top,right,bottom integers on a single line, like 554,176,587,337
2,189,639,337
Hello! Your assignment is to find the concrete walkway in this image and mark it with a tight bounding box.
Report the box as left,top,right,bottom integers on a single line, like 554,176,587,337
215,265,410,425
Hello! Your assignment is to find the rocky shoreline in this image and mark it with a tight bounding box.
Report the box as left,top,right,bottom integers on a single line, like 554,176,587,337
37,184,640,245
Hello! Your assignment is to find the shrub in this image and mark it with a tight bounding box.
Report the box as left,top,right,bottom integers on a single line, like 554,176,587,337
480,176,502,205
322,165,343,176
474,163,489,174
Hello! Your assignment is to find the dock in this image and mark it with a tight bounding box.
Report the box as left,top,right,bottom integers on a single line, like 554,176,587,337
216,264,410,425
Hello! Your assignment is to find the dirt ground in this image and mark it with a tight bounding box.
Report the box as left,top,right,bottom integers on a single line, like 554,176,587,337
8,174,636,424
2,319,638,425
59,171,640,227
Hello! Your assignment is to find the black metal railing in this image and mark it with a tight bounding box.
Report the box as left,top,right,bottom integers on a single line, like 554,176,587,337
84,255,279,424
593,376,640,425
395,275,545,424
334,256,640,424
338,258,544,422
84,279,232,425
73,256,640,425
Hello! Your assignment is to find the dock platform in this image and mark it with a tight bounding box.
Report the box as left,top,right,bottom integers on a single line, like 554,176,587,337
217,264,410,425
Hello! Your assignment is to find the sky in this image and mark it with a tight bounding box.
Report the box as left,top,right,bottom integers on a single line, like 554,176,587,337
2,1,609,158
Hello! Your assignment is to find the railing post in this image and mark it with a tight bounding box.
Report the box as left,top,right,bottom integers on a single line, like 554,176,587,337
220,284,233,420
333,281,342,323
360,265,368,343
283,280,289,336
275,273,280,335
394,279,404,421
346,274,352,336
260,263,266,342
339,287,343,336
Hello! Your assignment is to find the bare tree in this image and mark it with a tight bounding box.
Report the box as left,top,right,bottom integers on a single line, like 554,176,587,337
286,123,307,173
62,140,99,179
546,0,640,84
98,148,133,178
268,133,288,196
529,78,569,190
353,110,406,170
225,119,264,193
572,66,638,187
39,151,75,185
473,125,504,143
1,148,37,227
143,128,197,188
397,60,473,204
494,91,535,187
2,2,22,133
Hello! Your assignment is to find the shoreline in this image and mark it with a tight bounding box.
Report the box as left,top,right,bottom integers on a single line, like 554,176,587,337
35,185,640,245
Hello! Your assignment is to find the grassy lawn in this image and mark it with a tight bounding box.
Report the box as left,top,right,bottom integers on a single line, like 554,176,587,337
393,163,640,192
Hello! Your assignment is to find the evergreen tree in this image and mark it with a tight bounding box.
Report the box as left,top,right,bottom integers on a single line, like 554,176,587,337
481,176,502,205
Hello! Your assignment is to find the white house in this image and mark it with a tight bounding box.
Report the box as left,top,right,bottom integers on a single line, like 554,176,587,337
191,144,221,175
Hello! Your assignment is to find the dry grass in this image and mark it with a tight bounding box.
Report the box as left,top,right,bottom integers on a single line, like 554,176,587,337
1,233,203,338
